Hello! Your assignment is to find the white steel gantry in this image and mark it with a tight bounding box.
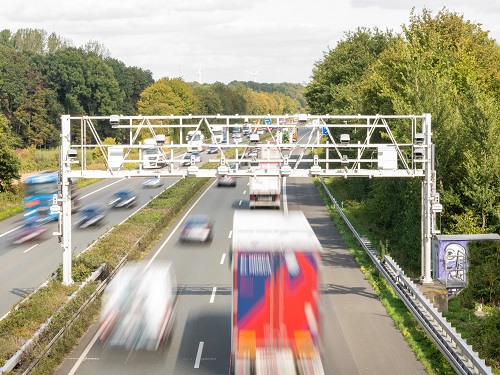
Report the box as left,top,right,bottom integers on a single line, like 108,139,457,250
57,114,440,284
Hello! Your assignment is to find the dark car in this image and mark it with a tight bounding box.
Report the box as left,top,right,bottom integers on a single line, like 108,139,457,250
75,204,107,228
180,215,213,243
109,188,137,208
217,175,237,187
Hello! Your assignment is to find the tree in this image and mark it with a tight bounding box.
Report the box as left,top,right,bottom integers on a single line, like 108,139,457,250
304,27,395,114
0,113,20,192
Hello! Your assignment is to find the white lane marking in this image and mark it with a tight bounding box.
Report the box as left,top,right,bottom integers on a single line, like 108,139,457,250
210,287,217,303
283,176,288,215
220,253,226,265
77,178,126,200
243,190,246,194
0,226,22,238
23,244,38,253
228,230,232,239
68,325,104,375
238,200,242,205
194,341,204,368
146,179,217,269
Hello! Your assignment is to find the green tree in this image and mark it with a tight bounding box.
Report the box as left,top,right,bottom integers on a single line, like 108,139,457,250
305,27,395,114
190,83,223,115
0,113,20,191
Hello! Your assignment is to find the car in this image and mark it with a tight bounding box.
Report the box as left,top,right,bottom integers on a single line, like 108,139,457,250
75,204,107,228
182,152,201,166
233,134,243,144
11,217,50,245
256,128,265,135
108,188,137,208
217,175,237,187
142,177,164,188
207,146,219,154
180,215,213,243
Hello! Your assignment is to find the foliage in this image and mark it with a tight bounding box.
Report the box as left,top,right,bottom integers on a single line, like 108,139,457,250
304,27,396,114
459,241,500,306
306,8,500,278
0,113,20,192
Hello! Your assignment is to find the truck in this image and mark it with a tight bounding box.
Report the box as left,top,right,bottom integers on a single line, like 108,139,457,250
99,260,177,351
186,130,206,152
142,135,168,169
249,176,281,209
231,210,325,375
210,125,225,143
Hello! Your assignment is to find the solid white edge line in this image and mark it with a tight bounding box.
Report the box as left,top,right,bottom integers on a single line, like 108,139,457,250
194,341,204,368
67,325,105,375
209,287,217,303
220,253,226,265
283,176,288,215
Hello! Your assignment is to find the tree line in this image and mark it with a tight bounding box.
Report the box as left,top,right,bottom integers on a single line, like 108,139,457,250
0,28,305,191
305,8,500,276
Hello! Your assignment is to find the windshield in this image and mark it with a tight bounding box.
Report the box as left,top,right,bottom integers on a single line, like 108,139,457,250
25,182,57,196
145,148,159,155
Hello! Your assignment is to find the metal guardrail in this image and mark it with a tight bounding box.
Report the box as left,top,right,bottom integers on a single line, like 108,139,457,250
319,178,493,375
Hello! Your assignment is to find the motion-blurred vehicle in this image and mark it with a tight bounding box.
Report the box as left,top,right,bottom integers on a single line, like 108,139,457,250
11,216,49,245
108,188,137,208
233,134,243,144
207,146,219,154
181,152,201,166
74,204,107,229
100,261,177,351
249,176,281,209
142,177,164,188
180,215,213,243
217,175,237,187
231,210,324,374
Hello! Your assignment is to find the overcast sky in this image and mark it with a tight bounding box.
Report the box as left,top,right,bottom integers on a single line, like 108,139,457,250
1,0,499,84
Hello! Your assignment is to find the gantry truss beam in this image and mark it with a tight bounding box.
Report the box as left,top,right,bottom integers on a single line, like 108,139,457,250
57,113,439,286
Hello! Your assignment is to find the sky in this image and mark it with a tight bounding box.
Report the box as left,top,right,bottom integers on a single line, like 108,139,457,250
1,0,499,85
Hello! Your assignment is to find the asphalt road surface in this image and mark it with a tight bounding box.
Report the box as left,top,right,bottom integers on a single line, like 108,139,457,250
57,176,427,375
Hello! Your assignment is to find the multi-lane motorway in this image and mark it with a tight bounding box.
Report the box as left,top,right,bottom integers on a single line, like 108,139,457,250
0,137,427,374
0,176,179,317
53,176,426,374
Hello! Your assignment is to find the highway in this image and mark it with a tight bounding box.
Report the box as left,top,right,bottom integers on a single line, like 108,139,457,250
56,176,427,374
0,175,180,317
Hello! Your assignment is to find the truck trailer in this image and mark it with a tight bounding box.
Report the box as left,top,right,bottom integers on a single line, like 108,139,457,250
249,176,281,209
231,210,324,374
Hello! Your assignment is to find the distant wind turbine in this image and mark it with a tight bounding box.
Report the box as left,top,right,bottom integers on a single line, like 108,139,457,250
246,69,260,82
198,64,203,84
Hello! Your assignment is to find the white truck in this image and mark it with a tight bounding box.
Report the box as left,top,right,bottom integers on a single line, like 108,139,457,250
209,126,225,143
249,176,281,209
186,130,206,152
143,135,168,169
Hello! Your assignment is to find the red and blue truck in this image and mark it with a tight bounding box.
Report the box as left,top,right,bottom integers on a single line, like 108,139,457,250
231,210,325,374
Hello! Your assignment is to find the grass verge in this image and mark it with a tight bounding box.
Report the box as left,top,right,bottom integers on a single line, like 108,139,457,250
0,176,211,374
